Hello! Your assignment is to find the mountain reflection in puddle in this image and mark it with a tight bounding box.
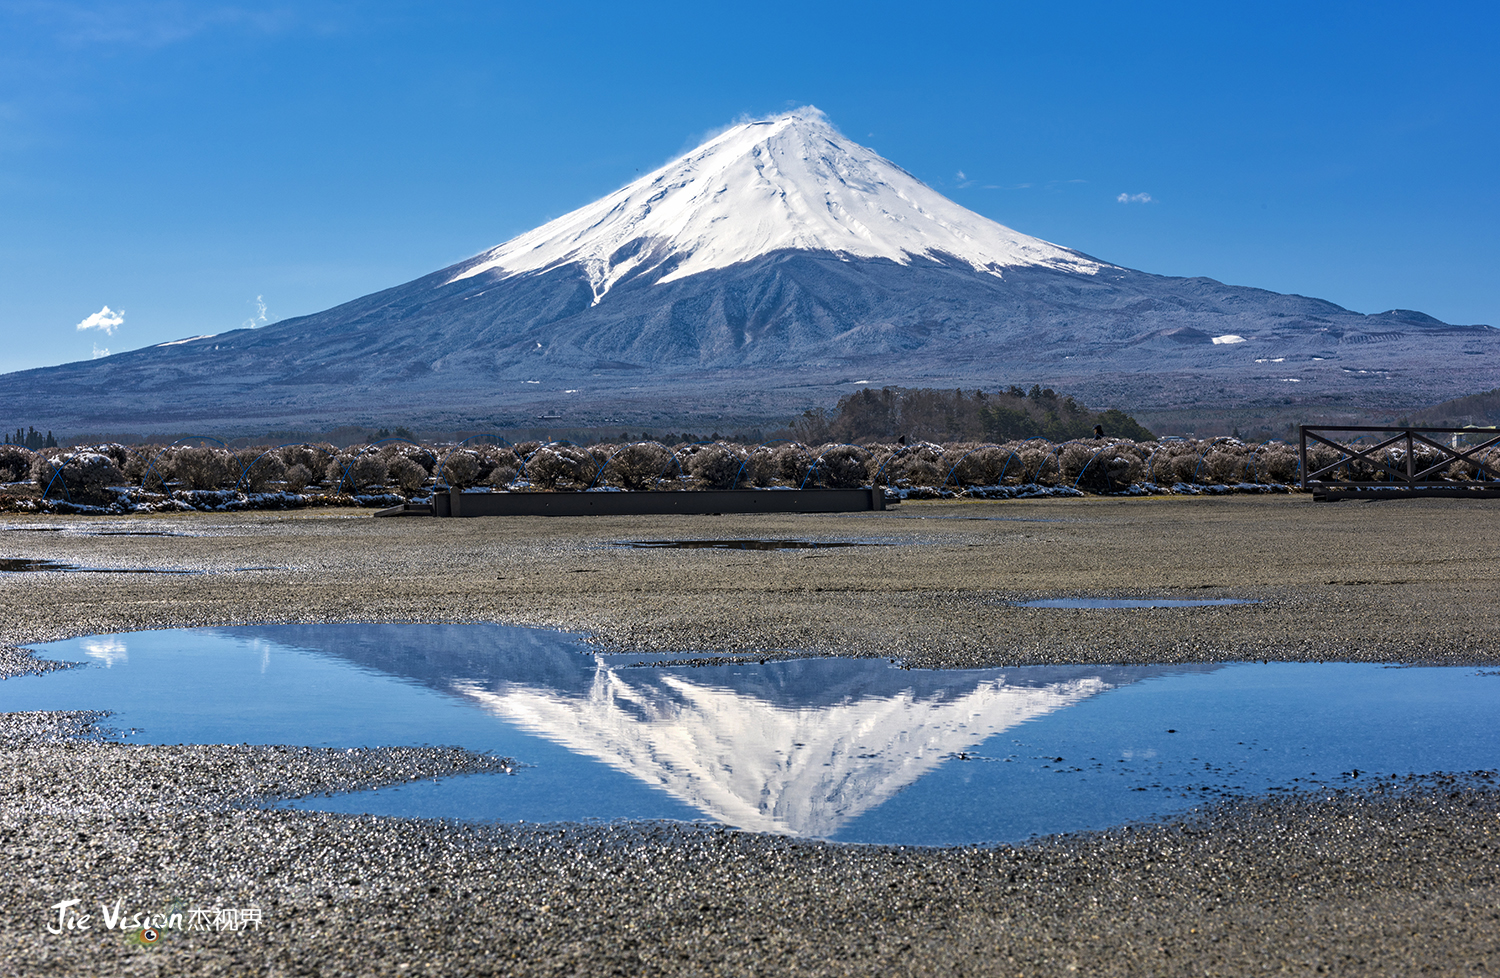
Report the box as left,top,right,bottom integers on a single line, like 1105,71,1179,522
249,624,1177,838
13,625,1500,846
452,660,1117,837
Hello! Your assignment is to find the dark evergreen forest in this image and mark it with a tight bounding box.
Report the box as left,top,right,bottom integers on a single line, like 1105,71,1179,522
791,386,1155,444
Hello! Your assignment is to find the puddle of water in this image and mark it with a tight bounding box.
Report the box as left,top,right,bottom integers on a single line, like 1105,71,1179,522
8,625,1499,846
0,559,195,574
626,539,882,551
92,531,183,537
1017,598,1259,609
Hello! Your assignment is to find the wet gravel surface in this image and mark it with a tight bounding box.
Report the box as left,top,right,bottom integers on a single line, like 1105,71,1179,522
2,495,1499,667
3,496,1500,974
0,646,80,679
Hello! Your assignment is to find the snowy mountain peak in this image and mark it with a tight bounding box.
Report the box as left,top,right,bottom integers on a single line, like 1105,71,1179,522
446,107,1106,303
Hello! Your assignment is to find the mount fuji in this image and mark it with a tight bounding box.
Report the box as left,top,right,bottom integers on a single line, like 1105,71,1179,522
6,107,1496,434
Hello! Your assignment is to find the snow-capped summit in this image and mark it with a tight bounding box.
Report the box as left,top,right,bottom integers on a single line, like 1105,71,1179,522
3,108,1493,434
448,107,1105,304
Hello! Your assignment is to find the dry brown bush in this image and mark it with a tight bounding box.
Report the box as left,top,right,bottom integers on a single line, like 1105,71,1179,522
943,446,1008,486
173,447,236,490
797,444,868,488
284,464,313,494
485,464,518,489
743,447,779,486
322,457,349,489
278,444,325,474
1057,442,1096,481
1204,448,1248,484
441,451,481,489
30,451,124,504
773,444,813,485
525,446,593,489
1256,446,1300,483
687,443,749,489
235,448,285,491
348,454,390,492
1017,444,1059,484
600,443,673,490
0,445,32,482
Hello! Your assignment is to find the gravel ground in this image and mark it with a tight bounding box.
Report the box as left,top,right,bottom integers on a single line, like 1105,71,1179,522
3,495,1499,975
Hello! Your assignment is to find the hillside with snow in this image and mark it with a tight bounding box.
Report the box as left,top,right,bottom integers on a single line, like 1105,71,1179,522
0,108,1494,433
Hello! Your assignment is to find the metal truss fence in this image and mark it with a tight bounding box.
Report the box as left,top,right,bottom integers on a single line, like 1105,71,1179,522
1299,425,1500,500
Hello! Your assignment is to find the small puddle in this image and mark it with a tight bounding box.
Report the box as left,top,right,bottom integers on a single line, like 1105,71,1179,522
0,558,196,574
92,531,183,537
1017,598,1259,609
626,539,882,551
12,625,1500,846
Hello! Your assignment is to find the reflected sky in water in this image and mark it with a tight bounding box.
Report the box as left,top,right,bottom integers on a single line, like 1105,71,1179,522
8,625,1500,846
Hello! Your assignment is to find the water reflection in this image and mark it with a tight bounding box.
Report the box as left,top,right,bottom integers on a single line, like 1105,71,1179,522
81,636,127,667
17,625,1498,845
240,625,1204,837
457,664,1109,836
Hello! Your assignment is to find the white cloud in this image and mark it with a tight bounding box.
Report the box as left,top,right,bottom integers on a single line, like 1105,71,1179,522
243,294,267,328
75,305,123,334
1116,192,1154,204
28,3,300,50
91,343,109,358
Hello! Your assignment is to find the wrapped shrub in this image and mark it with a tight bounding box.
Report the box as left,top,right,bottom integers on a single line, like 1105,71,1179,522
809,445,870,488
1017,444,1059,484
687,443,749,489
773,444,813,485
172,447,236,490
485,464,518,489
441,450,481,489
30,451,124,504
600,442,673,490
1257,445,1300,484
348,454,389,492
0,445,32,482
235,448,285,491
744,446,780,487
390,457,428,495
284,463,313,494
524,446,593,489
942,445,1008,487
1204,448,1248,484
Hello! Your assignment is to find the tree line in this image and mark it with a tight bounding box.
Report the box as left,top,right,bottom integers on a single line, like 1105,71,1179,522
790,386,1155,444
5,427,57,450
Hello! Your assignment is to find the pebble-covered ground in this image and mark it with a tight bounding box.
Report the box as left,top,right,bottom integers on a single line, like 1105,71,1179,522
3,495,1499,974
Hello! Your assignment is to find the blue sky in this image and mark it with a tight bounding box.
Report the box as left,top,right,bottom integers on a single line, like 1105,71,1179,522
2,0,1496,375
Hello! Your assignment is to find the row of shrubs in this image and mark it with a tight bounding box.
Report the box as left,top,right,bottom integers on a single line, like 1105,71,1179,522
2,436,1495,506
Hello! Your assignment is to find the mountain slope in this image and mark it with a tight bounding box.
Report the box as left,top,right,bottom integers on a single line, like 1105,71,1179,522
3,108,1495,434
